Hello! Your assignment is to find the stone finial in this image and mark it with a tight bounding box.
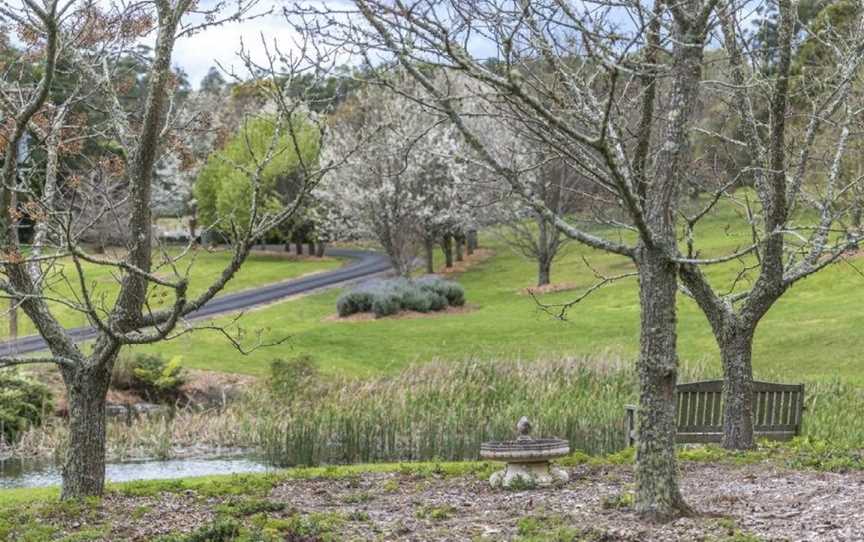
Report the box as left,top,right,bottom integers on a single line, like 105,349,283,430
516,416,532,441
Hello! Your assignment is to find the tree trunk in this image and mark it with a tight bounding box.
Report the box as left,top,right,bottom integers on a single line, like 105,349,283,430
455,235,464,262
295,242,303,256
537,218,551,287
537,258,551,286
467,230,478,254
61,365,112,499
9,189,17,341
315,242,326,258
307,241,315,256
634,247,689,520
719,326,755,450
853,198,863,230
188,216,197,244
8,299,17,344
284,242,291,252
441,235,454,269
424,237,435,274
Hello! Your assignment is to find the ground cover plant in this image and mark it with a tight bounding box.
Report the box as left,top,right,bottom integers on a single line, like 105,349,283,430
336,276,465,318
0,370,52,446
111,354,187,403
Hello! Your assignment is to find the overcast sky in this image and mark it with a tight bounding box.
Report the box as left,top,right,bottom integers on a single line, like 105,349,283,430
172,5,296,88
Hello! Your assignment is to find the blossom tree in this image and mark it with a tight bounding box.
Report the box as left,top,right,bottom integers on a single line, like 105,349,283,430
491,162,577,287
320,76,471,275
471,117,581,287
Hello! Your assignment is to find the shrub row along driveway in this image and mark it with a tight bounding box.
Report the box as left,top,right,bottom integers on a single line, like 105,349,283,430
0,249,391,356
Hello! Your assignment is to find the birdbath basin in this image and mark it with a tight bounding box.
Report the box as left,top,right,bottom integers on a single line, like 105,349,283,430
480,417,570,489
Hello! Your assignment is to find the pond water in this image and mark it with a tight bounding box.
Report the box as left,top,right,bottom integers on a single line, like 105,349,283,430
0,456,273,489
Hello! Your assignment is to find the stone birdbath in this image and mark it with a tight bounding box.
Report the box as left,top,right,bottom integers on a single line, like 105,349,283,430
480,417,570,489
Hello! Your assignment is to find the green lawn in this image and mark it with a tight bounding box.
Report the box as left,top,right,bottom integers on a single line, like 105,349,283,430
129,201,864,384
1,249,343,339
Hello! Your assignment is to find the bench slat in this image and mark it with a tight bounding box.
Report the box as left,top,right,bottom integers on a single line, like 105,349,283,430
764,390,775,427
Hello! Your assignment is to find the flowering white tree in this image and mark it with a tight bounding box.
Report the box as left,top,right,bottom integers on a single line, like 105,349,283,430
320,76,471,275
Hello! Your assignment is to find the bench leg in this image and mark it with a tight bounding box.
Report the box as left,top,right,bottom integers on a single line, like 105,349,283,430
625,409,636,447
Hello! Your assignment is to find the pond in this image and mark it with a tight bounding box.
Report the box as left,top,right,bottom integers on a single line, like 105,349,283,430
0,455,273,489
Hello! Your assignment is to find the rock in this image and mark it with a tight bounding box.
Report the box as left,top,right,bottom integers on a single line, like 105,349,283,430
106,404,130,418
132,403,168,417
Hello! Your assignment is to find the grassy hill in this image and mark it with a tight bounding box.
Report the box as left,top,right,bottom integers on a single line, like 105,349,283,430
127,202,864,384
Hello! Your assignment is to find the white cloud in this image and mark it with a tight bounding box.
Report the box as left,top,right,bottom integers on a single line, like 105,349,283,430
171,0,358,87
172,10,295,88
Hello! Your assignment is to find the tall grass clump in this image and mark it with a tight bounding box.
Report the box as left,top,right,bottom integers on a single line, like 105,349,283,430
799,379,864,449
255,359,864,468
256,355,648,467
336,276,464,318
9,358,864,468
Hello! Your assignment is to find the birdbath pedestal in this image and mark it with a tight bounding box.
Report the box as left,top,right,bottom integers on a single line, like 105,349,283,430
480,417,569,489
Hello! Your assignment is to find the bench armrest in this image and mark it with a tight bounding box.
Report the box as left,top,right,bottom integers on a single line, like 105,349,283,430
624,404,638,413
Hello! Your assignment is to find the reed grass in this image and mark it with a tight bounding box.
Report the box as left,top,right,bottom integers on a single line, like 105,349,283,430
6,356,864,467
7,405,256,463
254,355,716,466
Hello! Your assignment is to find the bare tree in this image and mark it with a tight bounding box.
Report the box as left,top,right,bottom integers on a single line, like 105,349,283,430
0,0,339,499
289,0,717,518
492,157,577,287
676,0,864,449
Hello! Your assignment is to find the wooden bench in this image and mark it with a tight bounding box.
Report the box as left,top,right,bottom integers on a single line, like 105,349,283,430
625,380,805,446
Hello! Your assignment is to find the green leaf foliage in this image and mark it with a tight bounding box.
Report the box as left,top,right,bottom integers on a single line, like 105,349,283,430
194,114,319,235
0,370,53,444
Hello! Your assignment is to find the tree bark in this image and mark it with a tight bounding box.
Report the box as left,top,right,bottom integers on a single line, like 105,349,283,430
441,235,454,269
9,189,17,341
455,234,464,262
188,216,197,245
9,299,17,343
466,230,477,255
295,242,303,256
60,364,112,499
719,325,755,449
424,237,435,274
306,241,315,256
634,246,689,520
315,242,326,258
537,258,551,286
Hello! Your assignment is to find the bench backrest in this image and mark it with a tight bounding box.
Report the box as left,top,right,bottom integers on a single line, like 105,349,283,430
675,380,805,443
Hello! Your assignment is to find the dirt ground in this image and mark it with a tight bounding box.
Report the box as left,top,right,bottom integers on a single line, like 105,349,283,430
36,461,864,541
